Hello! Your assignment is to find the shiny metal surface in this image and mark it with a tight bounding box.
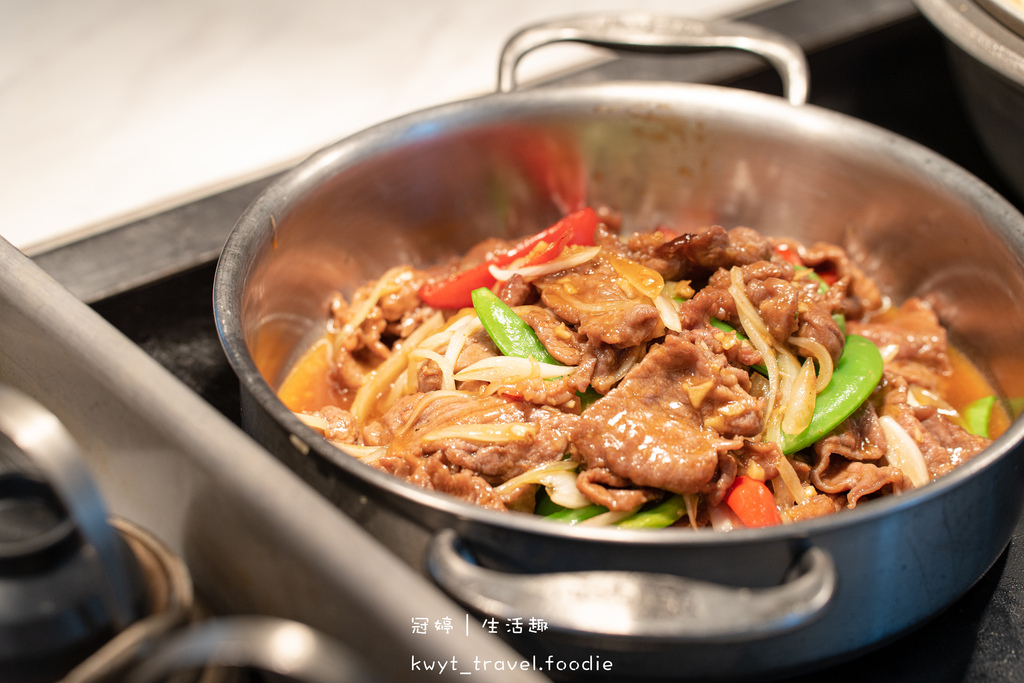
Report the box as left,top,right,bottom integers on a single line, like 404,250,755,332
214,12,1024,677
915,0,1024,200
0,384,139,632
498,14,809,105
426,529,835,644
127,617,374,683
211,12,1024,679
63,518,196,683
915,0,1024,82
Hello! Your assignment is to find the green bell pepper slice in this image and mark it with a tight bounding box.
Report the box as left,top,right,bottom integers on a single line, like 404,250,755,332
544,503,608,524
471,287,560,364
615,495,688,529
781,334,884,454
963,395,996,438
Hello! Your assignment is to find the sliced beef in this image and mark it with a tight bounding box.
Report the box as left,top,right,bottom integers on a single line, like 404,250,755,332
919,412,991,475
334,266,431,355
799,240,884,319
595,222,678,278
811,402,910,507
378,267,431,338
587,342,647,394
656,225,774,280
677,262,793,333
796,304,846,365
499,274,538,308
506,353,597,409
812,460,912,507
682,260,844,363
880,373,989,478
451,328,499,372
572,333,763,505
815,403,888,464
331,297,389,359
311,405,359,446
678,284,738,330
374,453,508,511
534,253,662,347
748,277,800,343
682,323,763,377
367,392,577,485
514,305,584,365
576,468,662,511
785,494,843,523
849,298,952,388
735,262,844,363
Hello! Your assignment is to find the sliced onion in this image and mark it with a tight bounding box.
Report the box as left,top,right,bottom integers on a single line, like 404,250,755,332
335,266,409,350
781,357,817,437
908,385,962,424
409,348,456,392
708,503,743,532
396,390,466,437
654,294,682,333
771,474,794,509
729,267,781,437
577,508,641,527
338,444,387,463
774,452,808,504
494,459,576,493
350,312,446,423
445,316,482,368
493,460,589,508
788,335,834,393
766,350,801,446
879,415,930,487
454,356,575,383
419,311,476,351
421,422,536,444
683,492,700,530
489,246,601,281
601,249,665,299
542,470,592,508
879,343,900,363
294,412,329,431
606,344,645,388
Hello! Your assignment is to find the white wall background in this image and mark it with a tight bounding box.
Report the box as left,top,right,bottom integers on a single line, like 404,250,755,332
1,0,776,253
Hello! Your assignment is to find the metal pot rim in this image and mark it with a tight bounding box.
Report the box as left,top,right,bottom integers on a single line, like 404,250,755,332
215,79,1024,548
915,0,1024,86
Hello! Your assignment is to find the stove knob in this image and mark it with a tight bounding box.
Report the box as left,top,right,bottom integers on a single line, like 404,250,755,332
0,385,145,682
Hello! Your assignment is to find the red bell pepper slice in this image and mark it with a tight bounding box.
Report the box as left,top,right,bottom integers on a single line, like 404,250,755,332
776,244,841,286
724,475,782,528
775,244,803,266
419,207,598,309
416,262,496,310
518,221,575,267
815,266,840,286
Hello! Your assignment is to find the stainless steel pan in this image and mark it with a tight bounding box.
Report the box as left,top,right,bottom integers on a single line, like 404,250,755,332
214,14,1024,679
915,0,1024,203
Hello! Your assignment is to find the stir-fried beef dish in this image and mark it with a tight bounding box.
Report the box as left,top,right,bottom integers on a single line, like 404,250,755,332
280,207,1005,530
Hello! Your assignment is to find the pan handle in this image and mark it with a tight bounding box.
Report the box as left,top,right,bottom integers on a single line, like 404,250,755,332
497,13,809,106
425,529,835,644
